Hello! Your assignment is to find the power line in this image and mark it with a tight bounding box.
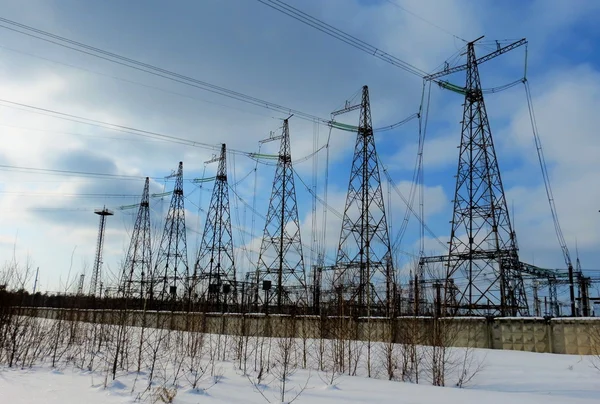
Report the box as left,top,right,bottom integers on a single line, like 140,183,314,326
0,98,227,152
0,191,142,198
0,123,169,144
0,17,331,124
255,0,429,78
0,98,299,163
0,17,421,133
383,0,467,43
255,0,528,99
0,164,149,180
0,44,282,121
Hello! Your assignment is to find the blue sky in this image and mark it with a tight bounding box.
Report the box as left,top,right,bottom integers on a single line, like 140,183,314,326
0,0,598,302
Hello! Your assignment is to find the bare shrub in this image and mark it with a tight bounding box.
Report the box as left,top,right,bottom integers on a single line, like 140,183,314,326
185,315,208,389
589,321,600,372
152,385,177,403
423,317,486,387
397,316,423,383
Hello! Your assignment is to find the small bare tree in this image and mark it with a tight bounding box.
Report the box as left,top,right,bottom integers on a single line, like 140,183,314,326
588,321,600,373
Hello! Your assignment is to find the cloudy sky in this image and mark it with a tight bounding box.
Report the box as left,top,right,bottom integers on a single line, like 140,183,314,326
0,0,598,299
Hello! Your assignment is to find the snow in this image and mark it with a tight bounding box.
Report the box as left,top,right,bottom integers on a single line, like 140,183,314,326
0,316,598,404
1,346,598,403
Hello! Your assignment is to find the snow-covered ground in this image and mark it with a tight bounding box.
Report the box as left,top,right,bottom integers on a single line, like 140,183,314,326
1,347,598,403
0,316,598,403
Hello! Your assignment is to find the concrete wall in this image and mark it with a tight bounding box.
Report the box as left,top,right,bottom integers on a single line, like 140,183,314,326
18,307,600,355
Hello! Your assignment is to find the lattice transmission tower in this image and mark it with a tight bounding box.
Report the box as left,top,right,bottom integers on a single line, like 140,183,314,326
333,85,393,316
420,37,528,316
194,144,237,305
153,162,189,302
89,207,113,296
255,119,308,309
120,177,153,300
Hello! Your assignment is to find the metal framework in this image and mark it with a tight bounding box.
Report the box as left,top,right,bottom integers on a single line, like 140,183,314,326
194,144,237,305
120,177,153,300
333,85,393,315
255,119,308,309
89,207,113,296
153,162,189,301
421,38,528,316
77,273,85,296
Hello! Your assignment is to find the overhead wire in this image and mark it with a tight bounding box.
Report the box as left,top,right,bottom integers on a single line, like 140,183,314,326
0,12,524,145
227,180,335,265
0,98,337,172
0,18,329,124
419,81,433,261
255,0,428,78
292,166,343,220
0,10,540,293
0,16,416,133
391,82,426,254
256,0,528,100
0,44,282,121
319,125,334,268
523,78,573,270
0,164,149,180
230,150,258,272
379,158,446,251
0,191,142,198
383,0,467,43
250,143,262,270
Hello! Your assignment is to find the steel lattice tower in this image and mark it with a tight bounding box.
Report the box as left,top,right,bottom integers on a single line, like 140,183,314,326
421,39,528,316
334,85,393,314
194,144,237,304
255,119,308,309
120,177,153,300
153,162,189,302
89,207,113,296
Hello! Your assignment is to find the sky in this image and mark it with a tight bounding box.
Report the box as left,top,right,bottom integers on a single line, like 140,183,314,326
0,0,598,302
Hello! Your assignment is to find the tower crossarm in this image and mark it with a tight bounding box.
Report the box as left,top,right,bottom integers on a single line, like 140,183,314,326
420,250,517,265
424,37,527,82
518,262,564,280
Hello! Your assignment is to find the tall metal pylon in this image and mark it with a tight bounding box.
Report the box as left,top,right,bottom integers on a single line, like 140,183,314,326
153,162,189,302
334,85,393,315
194,144,236,305
89,207,113,296
421,38,528,316
255,119,308,309
120,177,153,300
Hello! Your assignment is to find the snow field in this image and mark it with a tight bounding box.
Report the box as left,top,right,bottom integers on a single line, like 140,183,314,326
0,315,598,403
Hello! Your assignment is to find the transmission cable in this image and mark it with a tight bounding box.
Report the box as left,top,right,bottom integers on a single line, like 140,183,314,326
523,79,573,270
0,44,281,121
256,0,428,78
390,81,429,254
0,17,419,133
0,18,329,124
383,0,467,43
379,158,446,250
0,98,331,167
256,1,528,98
292,166,343,220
